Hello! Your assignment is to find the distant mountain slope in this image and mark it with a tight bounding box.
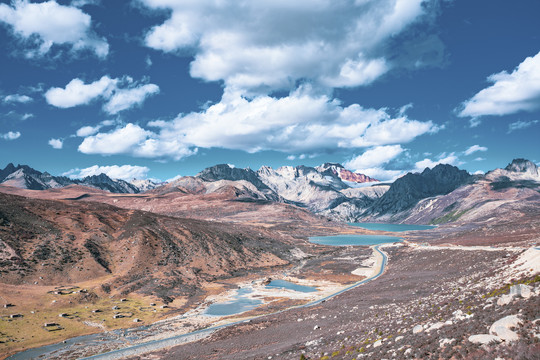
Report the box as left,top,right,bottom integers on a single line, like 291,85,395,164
0,191,293,301
366,164,472,216
0,163,142,193
130,179,163,192
362,159,540,230
4,159,537,226
315,163,379,184
194,163,384,221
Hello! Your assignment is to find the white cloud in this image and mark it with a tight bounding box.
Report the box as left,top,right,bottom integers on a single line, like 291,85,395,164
76,119,115,137
474,157,485,162
343,145,406,181
508,119,539,133
140,0,427,94
78,123,153,155
45,76,159,114
0,0,108,58
48,138,63,149
71,0,101,7
414,152,461,171
71,1,446,162
3,94,32,104
344,145,404,169
103,84,160,114
76,125,101,137
78,89,439,160
459,51,540,117
353,167,404,182
1,131,21,140
165,174,183,183
473,170,485,175
45,76,117,108
464,144,487,156
62,164,150,181
145,55,152,68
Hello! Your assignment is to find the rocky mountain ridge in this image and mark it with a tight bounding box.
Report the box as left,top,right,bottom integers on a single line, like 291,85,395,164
0,163,159,194
364,159,540,226
2,159,538,224
195,163,385,221
366,164,473,217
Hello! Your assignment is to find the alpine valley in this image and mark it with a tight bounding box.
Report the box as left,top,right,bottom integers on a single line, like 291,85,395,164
0,159,539,360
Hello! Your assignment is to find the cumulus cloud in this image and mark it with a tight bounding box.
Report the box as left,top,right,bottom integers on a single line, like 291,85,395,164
78,89,439,160
78,123,153,155
140,0,430,94
45,76,159,114
414,152,461,171
76,125,101,137
343,145,406,182
70,1,445,162
0,0,108,58
507,119,538,133
458,51,540,117
3,94,32,104
345,145,404,169
48,138,63,149
103,84,160,115
464,144,487,156
354,167,405,182
71,0,101,7
62,164,150,181
75,119,115,137
45,76,117,108
1,131,21,140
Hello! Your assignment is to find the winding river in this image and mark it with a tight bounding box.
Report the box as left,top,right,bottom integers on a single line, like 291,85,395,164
9,222,433,360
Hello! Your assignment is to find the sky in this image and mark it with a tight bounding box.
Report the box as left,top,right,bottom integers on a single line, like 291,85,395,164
0,0,539,182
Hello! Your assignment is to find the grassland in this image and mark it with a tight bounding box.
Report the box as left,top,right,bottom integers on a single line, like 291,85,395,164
0,284,171,359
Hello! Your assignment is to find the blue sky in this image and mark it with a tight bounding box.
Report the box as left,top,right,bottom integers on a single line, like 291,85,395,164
0,0,539,182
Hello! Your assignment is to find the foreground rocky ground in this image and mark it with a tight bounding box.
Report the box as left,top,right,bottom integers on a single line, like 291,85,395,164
130,244,539,360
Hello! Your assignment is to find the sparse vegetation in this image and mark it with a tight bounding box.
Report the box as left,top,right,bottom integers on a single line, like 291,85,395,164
430,208,471,225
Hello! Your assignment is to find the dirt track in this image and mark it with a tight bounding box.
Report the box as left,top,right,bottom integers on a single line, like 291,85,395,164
129,245,530,360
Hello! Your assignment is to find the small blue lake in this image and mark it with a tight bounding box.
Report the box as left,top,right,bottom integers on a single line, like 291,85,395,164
266,279,317,293
309,234,402,246
205,288,262,316
348,222,436,232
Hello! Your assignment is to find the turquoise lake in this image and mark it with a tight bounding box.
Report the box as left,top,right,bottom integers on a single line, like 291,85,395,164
266,279,317,293
205,288,262,316
309,234,402,246
348,222,436,232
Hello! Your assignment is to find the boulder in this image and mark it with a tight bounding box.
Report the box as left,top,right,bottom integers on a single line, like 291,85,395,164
490,315,521,342
426,322,445,332
412,325,423,334
497,294,514,306
509,284,532,299
468,334,502,345
439,338,455,348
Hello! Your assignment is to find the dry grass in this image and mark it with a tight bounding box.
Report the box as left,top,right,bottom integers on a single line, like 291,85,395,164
0,284,170,359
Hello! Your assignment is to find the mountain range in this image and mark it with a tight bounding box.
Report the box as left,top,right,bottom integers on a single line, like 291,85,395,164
1,159,539,225
0,163,161,193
